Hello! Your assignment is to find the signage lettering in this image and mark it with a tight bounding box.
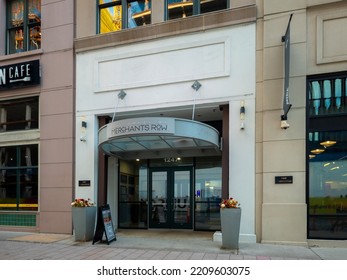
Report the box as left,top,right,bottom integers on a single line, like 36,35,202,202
0,70,5,85
107,117,175,139
112,123,169,135
164,157,180,163
0,60,40,90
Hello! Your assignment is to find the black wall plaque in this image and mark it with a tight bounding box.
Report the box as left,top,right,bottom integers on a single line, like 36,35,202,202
78,180,91,187
275,176,293,184
92,204,116,245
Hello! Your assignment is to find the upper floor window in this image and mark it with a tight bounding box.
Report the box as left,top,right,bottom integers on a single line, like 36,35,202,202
308,73,347,116
166,0,228,20
99,0,151,34
7,0,41,54
98,0,229,34
0,97,39,132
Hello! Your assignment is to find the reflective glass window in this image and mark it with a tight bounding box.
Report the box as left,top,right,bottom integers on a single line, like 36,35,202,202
200,0,228,14
7,0,41,54
308,76,347,116
99,0,151,34
166,0,228,20
308,73,347,239
118,159,148,228
195,156,221,230
0,97,39,133
0,144,38,211
308,131,347,239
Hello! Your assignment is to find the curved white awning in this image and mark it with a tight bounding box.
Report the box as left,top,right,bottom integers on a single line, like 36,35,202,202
98,117,221,159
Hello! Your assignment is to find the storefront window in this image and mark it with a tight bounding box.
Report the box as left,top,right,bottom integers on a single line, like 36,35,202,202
0,97,39,132
308,73,347,239
118,157,221,230
98,0,151,34
308,131,347,239
7,0,41,54
195,157,221,230
0,144,38,211
118,159,148,228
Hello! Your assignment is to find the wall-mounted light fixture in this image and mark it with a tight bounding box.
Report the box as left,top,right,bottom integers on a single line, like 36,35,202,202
80,120,87,142
240,100,245,130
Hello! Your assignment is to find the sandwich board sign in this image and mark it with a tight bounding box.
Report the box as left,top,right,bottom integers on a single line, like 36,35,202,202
92,204,116,245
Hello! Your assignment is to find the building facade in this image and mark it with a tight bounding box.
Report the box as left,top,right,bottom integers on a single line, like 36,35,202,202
259,0,347,243
0,0,74,234
74,0,347,244
75,0,257,243
1,0,346,244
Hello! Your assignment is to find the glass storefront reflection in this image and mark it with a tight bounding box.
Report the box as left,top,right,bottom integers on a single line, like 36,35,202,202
308,131,347,239
195,157,221,230
118,157,221,230
118,160,148,228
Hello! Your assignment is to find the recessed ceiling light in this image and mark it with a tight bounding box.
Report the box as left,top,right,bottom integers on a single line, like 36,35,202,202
320,140,336,148
310,149,324,155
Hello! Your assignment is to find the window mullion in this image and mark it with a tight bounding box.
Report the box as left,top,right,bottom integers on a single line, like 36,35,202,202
16,147,21,210
122,0,128,29
193,0,200,15
24,0,28,52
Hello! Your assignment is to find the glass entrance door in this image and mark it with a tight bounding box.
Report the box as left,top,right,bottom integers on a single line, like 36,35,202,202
149,167,193,229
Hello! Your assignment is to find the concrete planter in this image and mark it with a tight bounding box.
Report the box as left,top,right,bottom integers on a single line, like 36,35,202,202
72,206,96,242
220,207,241,249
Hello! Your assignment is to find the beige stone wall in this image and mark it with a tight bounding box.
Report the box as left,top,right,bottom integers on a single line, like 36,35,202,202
307,1,347,74
257,0,347,243
0,0,74,234
76,0,96,38
38,0,75,234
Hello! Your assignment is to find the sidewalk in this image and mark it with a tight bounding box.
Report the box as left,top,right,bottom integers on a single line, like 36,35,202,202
0,229,347,260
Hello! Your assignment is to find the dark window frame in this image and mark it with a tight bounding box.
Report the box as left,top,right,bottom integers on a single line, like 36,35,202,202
0,144,39,211
308,71,347,118
97,0,230,34
0,96,39,133
306,72,347,240
98,0,152,33
165,0,229,20
6,0,41,55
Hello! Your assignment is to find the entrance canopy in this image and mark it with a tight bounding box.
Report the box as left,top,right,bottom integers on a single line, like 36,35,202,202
98,117,221,159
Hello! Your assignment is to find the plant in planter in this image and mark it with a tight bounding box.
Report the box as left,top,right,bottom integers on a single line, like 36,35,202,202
220,197,240,209
71,198,94,207
220,197,241,250
71,198,96,242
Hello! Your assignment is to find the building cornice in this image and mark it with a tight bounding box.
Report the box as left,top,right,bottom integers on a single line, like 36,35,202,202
75,5,256,53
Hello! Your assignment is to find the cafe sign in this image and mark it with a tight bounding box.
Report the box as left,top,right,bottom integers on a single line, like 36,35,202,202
0,60,40,90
